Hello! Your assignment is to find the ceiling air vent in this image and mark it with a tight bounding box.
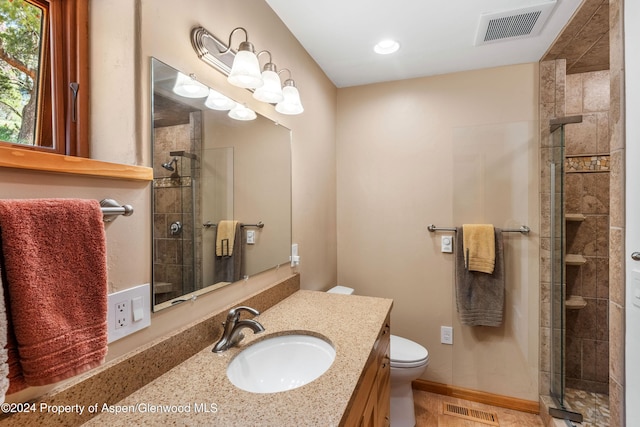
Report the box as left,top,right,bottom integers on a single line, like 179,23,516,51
475,1,557,46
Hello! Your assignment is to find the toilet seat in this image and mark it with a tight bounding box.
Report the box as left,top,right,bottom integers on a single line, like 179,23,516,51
390,335,429,368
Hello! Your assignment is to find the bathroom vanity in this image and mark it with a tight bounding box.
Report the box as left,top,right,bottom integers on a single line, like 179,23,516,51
84,290,392,426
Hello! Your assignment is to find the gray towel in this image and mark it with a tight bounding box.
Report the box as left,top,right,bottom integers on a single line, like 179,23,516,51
214,224,244,283
455,227,504,326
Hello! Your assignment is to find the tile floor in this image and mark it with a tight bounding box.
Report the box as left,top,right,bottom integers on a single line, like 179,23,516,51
563,388,610,427
413,390,545,427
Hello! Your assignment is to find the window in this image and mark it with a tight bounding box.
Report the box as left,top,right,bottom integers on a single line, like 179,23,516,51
0,0,88,157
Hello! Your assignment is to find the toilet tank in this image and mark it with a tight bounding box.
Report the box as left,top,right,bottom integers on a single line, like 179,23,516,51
327,286,355,295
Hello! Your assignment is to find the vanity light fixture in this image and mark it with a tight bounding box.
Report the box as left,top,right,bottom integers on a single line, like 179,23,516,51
252,51,284,103
228,103,257,121
191,26,304,115
224,27,263,89
275,69,304,115
204,89,236,111
374,39,400,55
173,72,209,98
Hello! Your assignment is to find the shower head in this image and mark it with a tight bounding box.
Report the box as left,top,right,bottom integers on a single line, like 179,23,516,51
161,157,178,171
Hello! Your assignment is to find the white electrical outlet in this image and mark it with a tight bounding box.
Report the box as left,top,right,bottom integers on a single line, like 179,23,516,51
107,284,151,343
115,300,129,329
441,326,453,345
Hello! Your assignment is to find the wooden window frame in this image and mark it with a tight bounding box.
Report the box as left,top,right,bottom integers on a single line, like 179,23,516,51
0,0,89,157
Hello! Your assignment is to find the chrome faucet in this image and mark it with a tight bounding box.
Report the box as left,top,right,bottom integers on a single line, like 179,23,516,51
212,306,265,353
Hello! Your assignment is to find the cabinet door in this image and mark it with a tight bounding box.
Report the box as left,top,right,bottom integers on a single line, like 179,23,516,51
360,387,377,427
376,355,391,426
376,319,391,426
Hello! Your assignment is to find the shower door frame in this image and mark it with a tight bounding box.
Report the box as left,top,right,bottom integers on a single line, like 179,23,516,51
549,123,566,407
548,117,583,424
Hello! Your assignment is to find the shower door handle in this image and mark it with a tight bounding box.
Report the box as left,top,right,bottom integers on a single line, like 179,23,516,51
632,252,640,261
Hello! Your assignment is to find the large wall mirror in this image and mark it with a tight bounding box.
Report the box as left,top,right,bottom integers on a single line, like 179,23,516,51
151,58,292,311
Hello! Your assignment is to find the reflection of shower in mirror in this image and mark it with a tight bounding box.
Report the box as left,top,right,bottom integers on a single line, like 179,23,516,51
161,157,178,171
161,151,198,172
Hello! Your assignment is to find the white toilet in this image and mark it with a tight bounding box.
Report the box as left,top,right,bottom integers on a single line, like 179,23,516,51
327,286,429,427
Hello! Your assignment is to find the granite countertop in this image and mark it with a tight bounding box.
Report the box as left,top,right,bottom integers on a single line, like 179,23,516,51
86,290,393,426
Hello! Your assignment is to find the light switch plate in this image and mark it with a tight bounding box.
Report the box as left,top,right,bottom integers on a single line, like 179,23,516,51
441,236,453,253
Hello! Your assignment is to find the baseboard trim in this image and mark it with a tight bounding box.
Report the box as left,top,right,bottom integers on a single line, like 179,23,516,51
412,379,540,415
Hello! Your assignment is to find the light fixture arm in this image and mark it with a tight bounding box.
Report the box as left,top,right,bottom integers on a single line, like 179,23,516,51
220,27,254,55
257,50,277,72
278,68,292,81
278,69,296,87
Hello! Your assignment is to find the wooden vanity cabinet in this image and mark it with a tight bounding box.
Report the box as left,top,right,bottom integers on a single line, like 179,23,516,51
341,314,391,427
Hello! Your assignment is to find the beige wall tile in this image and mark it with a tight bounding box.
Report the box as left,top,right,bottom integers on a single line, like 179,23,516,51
583,71,611,112
540,61,556,104
609,228,625,305
565,114,598,155
609,150,625,228
565,73,583,114
609,302,624,384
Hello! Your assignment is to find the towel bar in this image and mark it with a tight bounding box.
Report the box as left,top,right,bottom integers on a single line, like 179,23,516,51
100,199,134,222
427,224,530,235
241,221,264,229
203,221,265,229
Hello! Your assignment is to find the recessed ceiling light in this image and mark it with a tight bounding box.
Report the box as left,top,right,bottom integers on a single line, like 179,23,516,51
374,39,400,55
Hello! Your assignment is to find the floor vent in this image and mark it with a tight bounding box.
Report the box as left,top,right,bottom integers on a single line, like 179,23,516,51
475,1,557,45
442,402,500,426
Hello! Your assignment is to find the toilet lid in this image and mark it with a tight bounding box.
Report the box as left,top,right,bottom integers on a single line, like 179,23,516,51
390,335,429,368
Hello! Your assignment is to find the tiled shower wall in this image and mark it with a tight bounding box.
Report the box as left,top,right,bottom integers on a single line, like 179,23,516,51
564,71,610,394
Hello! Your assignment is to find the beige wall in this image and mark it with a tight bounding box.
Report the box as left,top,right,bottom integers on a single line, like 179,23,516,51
3,0,337,402
336,64,540,400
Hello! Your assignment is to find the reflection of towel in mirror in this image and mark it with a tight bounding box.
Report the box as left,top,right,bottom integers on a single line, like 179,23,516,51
216,220,239,257
214,223,244,283
455,227,504,327
462,224,495,274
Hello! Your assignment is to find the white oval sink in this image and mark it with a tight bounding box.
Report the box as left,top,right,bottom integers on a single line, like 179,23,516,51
226,334,335,393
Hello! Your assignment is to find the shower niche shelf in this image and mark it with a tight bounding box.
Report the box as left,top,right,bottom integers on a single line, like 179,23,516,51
565,295,588,310
565,254,587,266
566,213,586,222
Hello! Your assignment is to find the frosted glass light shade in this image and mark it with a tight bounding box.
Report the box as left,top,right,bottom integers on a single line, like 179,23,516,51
228,103,257,121
204,89,235,111
173,72,209,98
275,85,304,115
227,50,263,89
253,69,284,103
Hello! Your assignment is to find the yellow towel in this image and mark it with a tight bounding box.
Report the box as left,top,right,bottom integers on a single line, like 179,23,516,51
462,224,496,274
216,220,239,256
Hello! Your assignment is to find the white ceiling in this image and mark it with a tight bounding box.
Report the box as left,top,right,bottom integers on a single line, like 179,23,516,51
265,0,582,88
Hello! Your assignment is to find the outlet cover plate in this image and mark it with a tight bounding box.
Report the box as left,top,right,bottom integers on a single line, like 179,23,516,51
107,283,151,343
441,326,453,345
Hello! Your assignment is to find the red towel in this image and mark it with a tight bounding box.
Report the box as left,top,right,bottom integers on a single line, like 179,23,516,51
0,199,108,392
